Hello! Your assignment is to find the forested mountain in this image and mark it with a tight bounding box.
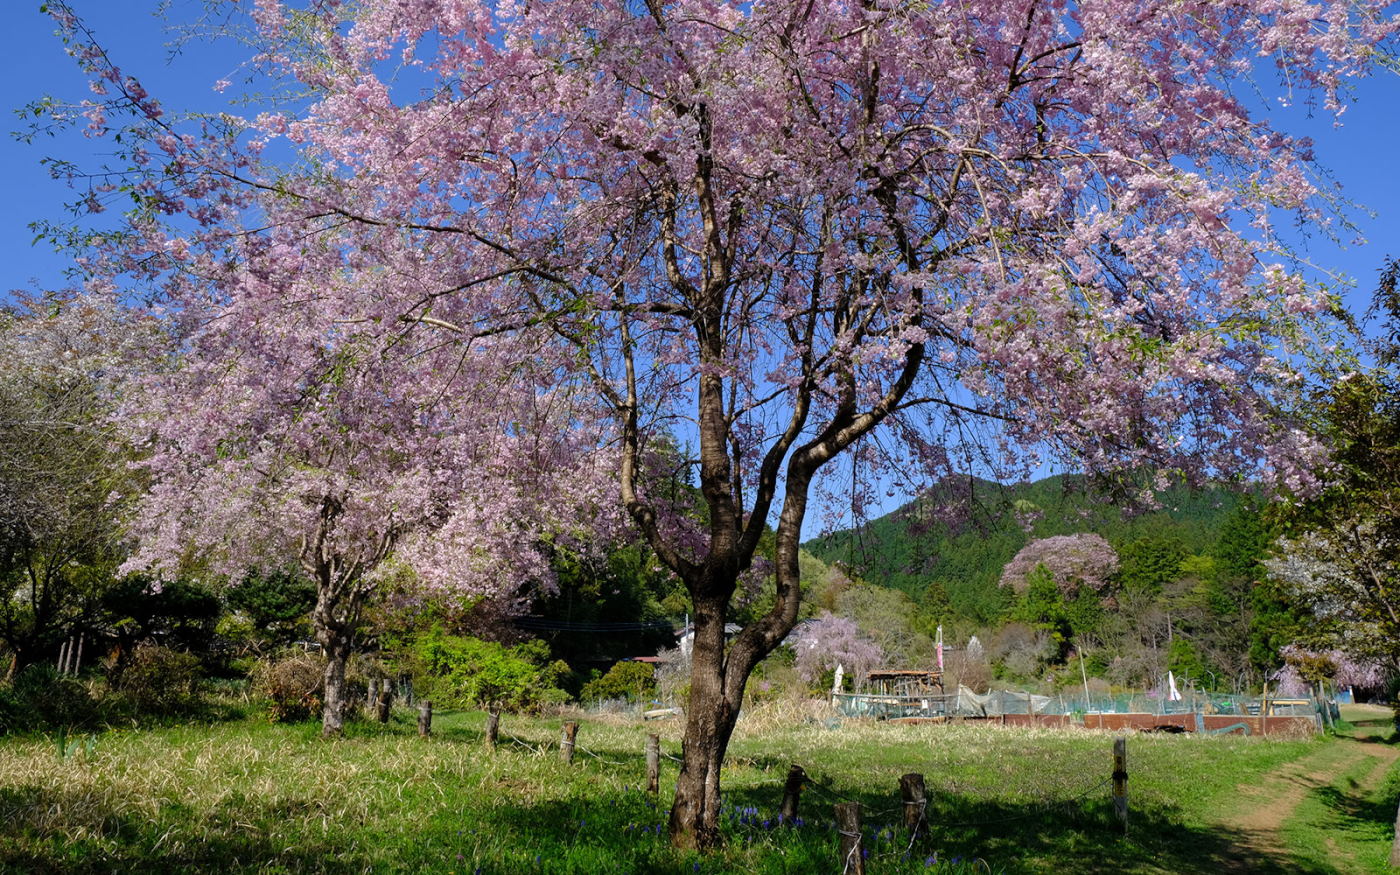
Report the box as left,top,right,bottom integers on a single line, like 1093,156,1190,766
804,475,1243,625
796,475,1307,694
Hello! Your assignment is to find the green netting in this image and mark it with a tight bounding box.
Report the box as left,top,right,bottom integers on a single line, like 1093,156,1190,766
832,688,1323,720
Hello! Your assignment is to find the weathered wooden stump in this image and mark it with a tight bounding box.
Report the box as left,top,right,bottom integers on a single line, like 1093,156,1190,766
834,801,864,875
645,734,660,793
561,721,578,764
1112,737,1128,834
900,772,927,836
780,763,807,823
376,678,393,723
485,710,500,748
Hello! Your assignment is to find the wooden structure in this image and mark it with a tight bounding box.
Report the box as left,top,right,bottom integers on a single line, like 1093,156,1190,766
864,670,944,697
833,669,945,719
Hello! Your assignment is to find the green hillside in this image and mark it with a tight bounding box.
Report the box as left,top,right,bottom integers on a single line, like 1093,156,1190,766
803,475,1244,624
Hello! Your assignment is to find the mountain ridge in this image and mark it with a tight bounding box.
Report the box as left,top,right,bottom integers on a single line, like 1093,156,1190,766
802,474,1244,624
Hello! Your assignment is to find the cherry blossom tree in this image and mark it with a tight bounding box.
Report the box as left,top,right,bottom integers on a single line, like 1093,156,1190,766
1272,643,1387,696
999,533,1120,597
790,612,885,689
42,0,1399,848
117,264,620,736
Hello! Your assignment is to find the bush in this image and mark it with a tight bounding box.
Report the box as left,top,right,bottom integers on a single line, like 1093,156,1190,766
413,630,568,713
252,652,324,723
580,660,656,703
653,647,690,708
223,571,316,654
0,665,100,734
111,644,203,714
743,661,806,705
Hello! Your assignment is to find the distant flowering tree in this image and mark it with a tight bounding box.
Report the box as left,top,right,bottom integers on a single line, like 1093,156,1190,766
1265,524,1400,679
999,534,1119,598
1272,644,1388,697
790,612,884,690
41,0,1398,848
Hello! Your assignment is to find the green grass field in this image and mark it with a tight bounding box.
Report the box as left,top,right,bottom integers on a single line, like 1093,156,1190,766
1,703,1395,874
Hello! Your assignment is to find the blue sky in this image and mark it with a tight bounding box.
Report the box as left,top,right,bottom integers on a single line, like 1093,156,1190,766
5,5,1400,307
4,3,1400,536
8,3,1400,303
3,3,252,294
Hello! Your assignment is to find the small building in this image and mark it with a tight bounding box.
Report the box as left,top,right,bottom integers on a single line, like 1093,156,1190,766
833,668,946,719
864,669,945,698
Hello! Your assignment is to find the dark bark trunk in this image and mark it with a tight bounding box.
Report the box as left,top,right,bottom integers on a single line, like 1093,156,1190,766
669,603,742,850
6,642,42,680
638,113,924,848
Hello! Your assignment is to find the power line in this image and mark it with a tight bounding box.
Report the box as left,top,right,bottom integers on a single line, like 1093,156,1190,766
511,617,677,632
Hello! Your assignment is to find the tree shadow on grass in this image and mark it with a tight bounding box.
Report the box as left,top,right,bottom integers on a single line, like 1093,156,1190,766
0,732,1351,875
0,785,357,875
416,771,1337,874
700,760,1333,874
1310,781,1397,840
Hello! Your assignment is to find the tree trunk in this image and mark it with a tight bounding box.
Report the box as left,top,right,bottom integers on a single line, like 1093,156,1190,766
319,627,353,737
302,494,379,739
1391,795,1400,868
311,575,363,739
6,642,41,680
669,600,744,850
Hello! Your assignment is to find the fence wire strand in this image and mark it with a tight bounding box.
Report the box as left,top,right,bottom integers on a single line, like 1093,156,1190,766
576,744,629,766
501,731,547,755
802,769,1113,830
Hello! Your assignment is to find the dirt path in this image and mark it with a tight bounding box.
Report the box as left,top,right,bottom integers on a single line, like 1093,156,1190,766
1216,705,1397,873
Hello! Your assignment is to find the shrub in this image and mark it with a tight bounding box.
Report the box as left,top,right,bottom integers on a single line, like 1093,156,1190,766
653,647,690,708
111,644,203,714
0,665,100,733
223,570,316,654
580,660,656,704
252,652,324,723
413,630,568,713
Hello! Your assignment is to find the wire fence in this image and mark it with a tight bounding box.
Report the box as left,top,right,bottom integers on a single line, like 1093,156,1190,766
485,714,1115,835
400,702,1131,873
834,687,1326,721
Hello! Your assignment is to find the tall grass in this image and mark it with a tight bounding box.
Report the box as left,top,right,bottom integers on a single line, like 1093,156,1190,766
0,703,1365,874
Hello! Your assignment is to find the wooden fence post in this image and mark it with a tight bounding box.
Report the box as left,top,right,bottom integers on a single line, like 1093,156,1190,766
834,801,865,875
366,679,378,714
900,773,927,836
377,679,394,723
57,639,70,676
417,701,432,737
561,721,578,764
645,734,660,793
780,764,807,823
1112,737,1128,834
485,710,500,748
